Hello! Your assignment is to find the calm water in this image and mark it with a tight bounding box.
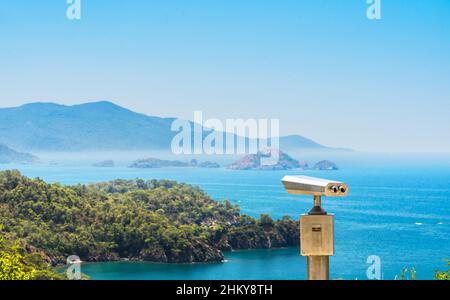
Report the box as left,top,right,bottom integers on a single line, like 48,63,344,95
2,155,450,280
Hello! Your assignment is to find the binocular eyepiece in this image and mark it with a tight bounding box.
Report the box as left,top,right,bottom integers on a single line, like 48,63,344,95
282,175,349,197
330,186,346,194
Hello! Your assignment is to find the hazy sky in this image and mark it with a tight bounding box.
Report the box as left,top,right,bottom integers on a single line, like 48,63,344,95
0,0,449,152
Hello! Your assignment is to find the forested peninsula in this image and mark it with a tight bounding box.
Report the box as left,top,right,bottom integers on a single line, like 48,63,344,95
0,170,298,278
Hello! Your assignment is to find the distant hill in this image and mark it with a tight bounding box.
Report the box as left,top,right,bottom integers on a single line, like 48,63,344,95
0,144,39,164
0,101,349,152
313,160,339,170
0,101,175,151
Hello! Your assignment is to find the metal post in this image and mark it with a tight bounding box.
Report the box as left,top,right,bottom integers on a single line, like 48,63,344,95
314,195,321,207
306,195,330,280
307,256,329,280
308,195,327,215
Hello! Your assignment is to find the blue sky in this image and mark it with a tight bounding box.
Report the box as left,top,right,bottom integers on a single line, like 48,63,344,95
0,0,449,152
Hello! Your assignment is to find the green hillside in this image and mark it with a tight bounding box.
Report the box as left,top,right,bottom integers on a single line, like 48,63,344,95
0,170,299,267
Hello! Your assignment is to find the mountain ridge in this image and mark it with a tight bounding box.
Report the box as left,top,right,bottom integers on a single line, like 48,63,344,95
0,144,39,164
0,101,351,152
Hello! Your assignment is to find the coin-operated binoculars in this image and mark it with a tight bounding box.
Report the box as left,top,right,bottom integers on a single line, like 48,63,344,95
282,175,349,280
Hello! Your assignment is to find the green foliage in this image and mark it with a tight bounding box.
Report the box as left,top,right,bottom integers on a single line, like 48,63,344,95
396,267,416,280
434,259,450,280
259,214,275,229
0,246,35,280
0,170,299,270
397,261,450,280
0,226,35,280
226,214,298,249
0,224,63,280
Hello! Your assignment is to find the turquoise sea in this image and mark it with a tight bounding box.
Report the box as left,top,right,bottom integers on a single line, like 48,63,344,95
2,154,450,280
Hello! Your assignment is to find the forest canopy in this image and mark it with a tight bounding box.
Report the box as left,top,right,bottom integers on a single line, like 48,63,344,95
0,170,299,272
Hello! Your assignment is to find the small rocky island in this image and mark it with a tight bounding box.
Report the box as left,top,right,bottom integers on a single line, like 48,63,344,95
0,144,39,164
228,149,338,171
189,159,221,168
129,158,220,169
227,149,307,170
313,160,339,170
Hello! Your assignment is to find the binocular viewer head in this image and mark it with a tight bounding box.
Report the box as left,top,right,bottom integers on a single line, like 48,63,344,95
282,175,348,197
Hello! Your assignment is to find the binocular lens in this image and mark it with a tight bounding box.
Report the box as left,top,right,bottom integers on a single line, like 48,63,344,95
330,186,346,193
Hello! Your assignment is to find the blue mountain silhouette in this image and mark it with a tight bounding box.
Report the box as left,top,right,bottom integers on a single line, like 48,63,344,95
0,101,348,152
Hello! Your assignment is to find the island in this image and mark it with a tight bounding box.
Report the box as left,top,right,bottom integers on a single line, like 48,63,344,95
198,161,220,168
227,149,308,170
129,158,220,169
313,160,339,170
190,159,220,169
227,149,339,171
0,170,298,274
